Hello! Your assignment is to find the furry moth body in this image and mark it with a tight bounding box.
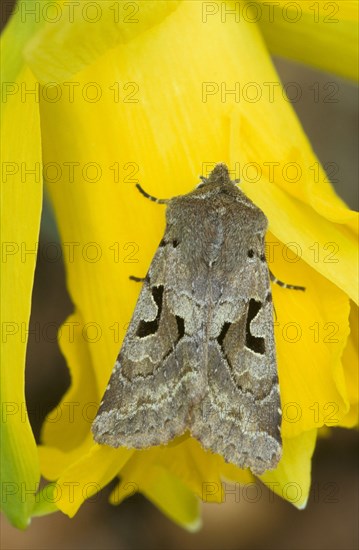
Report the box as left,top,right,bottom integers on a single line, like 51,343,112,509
92,164,285,475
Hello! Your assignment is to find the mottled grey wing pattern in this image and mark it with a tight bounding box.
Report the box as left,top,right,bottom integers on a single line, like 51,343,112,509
189,283,281,475
91,240,207,449
92,165,281,474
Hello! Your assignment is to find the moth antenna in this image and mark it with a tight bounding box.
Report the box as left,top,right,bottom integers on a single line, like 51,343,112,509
270,271,305,291
135,183,169,204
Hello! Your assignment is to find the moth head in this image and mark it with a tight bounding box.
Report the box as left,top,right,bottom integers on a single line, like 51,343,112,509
197,163,239,189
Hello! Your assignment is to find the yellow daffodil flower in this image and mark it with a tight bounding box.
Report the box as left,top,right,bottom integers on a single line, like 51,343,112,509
1,0,358,530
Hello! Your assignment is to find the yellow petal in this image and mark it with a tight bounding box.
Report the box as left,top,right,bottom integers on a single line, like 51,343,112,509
38,435,95,481
260,429,317,509
110,448,201,531
24,1,181,82
266,234,351,437
154,436,252,503
110,436,252,516
55,445,133,517
1,65,42,528
257,0,358,80
41,312,99,451
136,468,201,532
339,302,359,427
158,437,226,503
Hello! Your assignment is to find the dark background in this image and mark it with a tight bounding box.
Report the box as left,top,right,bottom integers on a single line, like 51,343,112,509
1,3,358,549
